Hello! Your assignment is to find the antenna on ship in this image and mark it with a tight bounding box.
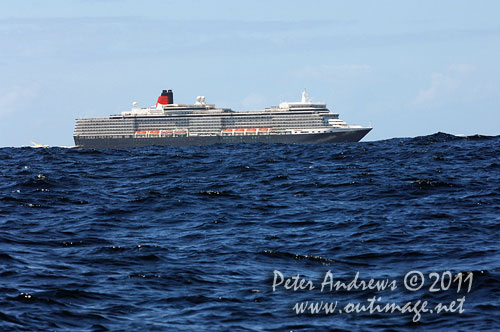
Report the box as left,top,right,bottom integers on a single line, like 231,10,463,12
301,89,311,103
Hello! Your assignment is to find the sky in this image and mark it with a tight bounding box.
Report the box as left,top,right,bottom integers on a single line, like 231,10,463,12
1,0,499,146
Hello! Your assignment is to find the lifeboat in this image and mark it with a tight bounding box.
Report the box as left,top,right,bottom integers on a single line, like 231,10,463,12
234,128,245,135
160,130,173,137
174,130,188,136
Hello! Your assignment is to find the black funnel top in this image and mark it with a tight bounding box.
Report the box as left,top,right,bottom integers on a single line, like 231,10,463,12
160,89,174,104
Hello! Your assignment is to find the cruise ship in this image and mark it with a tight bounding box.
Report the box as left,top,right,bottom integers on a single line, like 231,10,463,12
73,89,371,148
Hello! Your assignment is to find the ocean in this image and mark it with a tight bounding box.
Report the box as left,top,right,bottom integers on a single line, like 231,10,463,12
0,132,499,331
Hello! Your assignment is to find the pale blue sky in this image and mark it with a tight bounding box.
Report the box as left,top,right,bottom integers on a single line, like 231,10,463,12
1,0,499,146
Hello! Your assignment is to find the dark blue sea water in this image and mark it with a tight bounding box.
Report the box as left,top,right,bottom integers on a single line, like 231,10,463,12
1,132,499,331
